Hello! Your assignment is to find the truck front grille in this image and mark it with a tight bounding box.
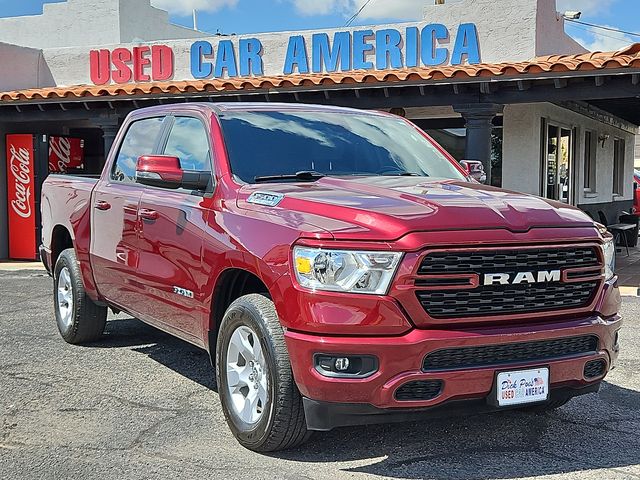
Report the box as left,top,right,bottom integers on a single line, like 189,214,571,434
418,247,599,275
422,335,599,371
416,246,601,319
417,281,598,318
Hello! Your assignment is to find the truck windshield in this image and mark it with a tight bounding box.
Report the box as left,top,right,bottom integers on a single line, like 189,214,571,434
219,110,467,184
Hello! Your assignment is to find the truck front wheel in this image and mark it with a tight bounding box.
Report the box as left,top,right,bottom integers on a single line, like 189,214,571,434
216,294,310,452
53,248,107,344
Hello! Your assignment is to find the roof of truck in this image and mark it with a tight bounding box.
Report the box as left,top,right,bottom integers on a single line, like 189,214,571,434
127,101,391,118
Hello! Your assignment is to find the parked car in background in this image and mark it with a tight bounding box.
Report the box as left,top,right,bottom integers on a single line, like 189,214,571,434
41,103,621,452
459,159,487,183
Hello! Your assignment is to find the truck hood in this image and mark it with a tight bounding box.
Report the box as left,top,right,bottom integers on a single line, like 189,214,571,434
237,176,595,241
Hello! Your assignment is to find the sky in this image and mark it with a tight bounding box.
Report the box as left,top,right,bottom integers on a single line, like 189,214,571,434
1,0,639,52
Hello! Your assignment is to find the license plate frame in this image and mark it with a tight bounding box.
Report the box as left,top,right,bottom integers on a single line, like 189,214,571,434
490,366,550,408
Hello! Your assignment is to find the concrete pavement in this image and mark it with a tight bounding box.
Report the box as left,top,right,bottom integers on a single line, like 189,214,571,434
0,270,639,480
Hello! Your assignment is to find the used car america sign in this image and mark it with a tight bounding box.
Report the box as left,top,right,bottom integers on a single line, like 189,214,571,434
89,23,480,85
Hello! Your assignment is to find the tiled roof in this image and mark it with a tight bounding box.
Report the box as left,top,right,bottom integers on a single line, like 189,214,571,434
2,44,640,103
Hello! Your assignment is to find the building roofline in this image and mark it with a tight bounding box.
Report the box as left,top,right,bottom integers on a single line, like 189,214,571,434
2,44,640,104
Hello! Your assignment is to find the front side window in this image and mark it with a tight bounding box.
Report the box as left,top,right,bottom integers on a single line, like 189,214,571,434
219,111,466,183
163,117,211,172
112,117,164,183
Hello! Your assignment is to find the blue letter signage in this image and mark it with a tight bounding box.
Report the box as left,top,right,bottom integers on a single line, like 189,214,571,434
188,23,481,80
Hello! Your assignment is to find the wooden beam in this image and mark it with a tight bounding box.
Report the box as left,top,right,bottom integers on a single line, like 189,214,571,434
480,82,493,94
554,78,568,89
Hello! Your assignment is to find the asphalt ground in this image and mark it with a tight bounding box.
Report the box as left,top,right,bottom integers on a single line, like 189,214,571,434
0,269,638,480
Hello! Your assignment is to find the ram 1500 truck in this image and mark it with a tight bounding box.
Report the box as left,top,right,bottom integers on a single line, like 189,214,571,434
41,103,622,452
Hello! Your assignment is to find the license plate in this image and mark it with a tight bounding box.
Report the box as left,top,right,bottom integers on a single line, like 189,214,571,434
497,367,549,407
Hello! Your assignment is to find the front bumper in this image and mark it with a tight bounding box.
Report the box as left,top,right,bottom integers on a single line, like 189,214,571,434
285,312,621,430
302,383,601,431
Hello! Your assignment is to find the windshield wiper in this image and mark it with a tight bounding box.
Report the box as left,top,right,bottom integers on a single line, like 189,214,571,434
254,171,326,183
381,172,423,177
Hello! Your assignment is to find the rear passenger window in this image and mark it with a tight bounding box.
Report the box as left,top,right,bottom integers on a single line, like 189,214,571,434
112,117,164,183
164,117,211,172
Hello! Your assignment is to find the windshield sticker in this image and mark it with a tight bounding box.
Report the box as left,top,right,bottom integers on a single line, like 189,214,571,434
247,192,285,207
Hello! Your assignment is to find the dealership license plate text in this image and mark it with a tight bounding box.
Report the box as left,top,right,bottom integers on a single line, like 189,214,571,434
497,368,549,406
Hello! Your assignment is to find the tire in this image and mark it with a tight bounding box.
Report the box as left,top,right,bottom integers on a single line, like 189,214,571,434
53,248,107,345
216,294,310,452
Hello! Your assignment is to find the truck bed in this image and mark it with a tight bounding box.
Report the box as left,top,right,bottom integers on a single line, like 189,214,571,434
41,174,98,274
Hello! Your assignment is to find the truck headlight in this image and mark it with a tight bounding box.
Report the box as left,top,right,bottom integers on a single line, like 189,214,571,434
293,247,402,295
603,237,616,280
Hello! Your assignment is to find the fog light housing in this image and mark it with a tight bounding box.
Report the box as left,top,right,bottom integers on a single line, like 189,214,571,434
314,354,378,378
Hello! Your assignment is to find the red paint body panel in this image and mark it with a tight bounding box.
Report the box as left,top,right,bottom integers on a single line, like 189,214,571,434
40,103,622,416
633,172,640,215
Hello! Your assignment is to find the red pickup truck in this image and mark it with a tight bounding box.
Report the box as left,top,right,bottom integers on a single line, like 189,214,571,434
41,103,621,452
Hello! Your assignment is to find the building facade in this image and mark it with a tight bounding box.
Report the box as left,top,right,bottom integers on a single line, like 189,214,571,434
0,0,639,259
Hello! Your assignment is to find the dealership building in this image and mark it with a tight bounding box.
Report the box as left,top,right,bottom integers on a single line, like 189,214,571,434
1,0,640,259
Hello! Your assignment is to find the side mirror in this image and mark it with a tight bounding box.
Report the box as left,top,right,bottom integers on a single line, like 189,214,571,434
136,155,183,189
136,155,211,191
460,160,488,184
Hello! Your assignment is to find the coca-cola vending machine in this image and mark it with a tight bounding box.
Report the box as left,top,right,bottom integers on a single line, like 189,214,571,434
6,134,85,260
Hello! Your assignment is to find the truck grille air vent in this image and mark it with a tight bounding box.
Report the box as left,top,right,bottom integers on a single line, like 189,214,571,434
422,335,599,371
584,359,607,379
395,380,443,401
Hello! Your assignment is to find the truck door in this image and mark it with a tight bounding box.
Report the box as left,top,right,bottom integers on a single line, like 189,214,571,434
135,115,212,340
90,116,166,305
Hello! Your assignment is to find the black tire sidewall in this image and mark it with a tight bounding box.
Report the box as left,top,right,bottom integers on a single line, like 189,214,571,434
53,249,81,340
216,298,279,448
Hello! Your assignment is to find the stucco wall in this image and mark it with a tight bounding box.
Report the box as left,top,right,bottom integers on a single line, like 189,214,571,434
503,103,636,205
423,0,537,61
0,43,54,91
535,0,588,56
0,0,204,50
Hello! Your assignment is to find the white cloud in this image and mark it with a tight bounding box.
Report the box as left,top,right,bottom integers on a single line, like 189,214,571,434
556,0,616,16
570,24,634,52
151,0,238,17
286,0,425,20
289,0,622,23
287,0,350,17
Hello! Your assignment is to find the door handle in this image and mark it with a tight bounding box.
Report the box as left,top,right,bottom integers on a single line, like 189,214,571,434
95,200,111,211
139,209,159,221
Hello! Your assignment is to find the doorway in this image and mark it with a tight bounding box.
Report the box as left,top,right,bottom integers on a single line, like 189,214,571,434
542,121,575,204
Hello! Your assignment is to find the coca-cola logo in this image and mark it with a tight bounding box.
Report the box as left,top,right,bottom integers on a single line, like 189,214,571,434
9,144,32,219
49,137,72,173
